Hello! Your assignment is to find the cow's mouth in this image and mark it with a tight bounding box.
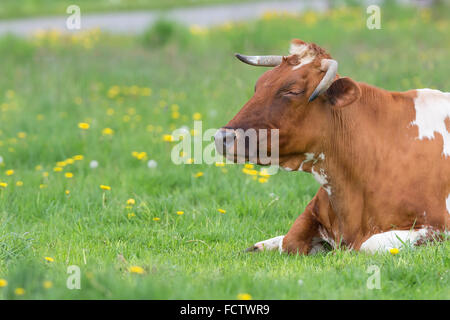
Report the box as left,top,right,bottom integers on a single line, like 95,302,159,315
214,128,277,165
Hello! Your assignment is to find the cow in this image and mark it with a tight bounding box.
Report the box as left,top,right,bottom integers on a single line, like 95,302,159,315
214,39,450,254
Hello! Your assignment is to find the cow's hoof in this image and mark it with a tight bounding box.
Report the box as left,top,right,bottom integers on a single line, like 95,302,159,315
245,235,285,253
245,244,263,252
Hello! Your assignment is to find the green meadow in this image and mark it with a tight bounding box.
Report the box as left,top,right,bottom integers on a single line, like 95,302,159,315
0,5,449,299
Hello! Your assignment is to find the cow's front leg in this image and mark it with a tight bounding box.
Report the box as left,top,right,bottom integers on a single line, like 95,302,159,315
246,189,327,254
246,235,285,252
245,207,319,254
282,205,321,254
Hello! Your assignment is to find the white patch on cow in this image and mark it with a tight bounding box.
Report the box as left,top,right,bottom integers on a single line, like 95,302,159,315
311,166,328,185
299,153,331,195
318,226,337,249
323,186,332,196
305,152,315,160
281,166,293,171
360,228,429,253
289,43,316,71
253,235,285,253
446,193,450,215
292,56,315,70
298,152,317,171
411,89,450,157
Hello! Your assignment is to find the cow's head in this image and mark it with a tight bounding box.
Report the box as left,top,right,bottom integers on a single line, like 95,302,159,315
215,39,361,169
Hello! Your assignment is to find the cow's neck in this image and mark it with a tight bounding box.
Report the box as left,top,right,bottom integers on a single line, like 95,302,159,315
301,83,407,241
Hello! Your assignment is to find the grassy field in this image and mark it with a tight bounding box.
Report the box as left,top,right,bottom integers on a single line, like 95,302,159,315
0,5,449,299
0,0,259,19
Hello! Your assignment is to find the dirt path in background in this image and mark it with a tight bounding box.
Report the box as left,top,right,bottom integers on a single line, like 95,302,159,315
0,0,329,36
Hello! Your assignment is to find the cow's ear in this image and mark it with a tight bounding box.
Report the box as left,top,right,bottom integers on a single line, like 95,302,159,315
324,77,361,108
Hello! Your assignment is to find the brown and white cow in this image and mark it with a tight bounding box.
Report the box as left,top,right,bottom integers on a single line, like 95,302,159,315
215,39,450,254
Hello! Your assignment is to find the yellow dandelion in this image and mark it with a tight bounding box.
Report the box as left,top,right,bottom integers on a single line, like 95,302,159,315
14,288,25,296
194,172,204,178
244,164,254,169
389,248,399,255
100,185,111,191
53,167,63,172
107,85,120,99
126,198,136,205
56,161,67,167
65,158,74,164
73,155,84,161
42,172,49,178
16,181,23,187
102,127,114,136
5,169,14,176
137,152,147,160
153,217,160,221
171,111,180,119
185,158,194,164
74,97,83,105
35,165,43,171
44,256,54,262
218,208,226,214
65,190,70,195
0,279,7,287
237,293,252,300
215,162,225,167
40,184,47,189
242,168,258,176
129,266,145,274
189,25,208,36
65,172,74,178
78,122,90,130
140,87,152,96
127,212,136,219
43,281,53,289
17,132,27,139
258,178,269,184
259,169,271,178
162,134,174,142
176,211,184,215
192,112,202,120
0,182,8,188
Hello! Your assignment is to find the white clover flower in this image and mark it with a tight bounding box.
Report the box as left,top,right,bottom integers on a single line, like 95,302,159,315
147,160,157,168
89,160,99,169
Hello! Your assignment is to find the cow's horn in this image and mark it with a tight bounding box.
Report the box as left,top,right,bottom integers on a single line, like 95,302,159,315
308,59,338,102
235,53,283,67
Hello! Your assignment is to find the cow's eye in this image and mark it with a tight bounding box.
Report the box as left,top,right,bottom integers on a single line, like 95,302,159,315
284,90,304,96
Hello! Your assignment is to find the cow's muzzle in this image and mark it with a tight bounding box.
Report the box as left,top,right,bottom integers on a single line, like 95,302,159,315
214,128,236,156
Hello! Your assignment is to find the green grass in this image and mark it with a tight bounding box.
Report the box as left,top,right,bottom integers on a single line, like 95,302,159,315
0,0,258,19
0,5,449,299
